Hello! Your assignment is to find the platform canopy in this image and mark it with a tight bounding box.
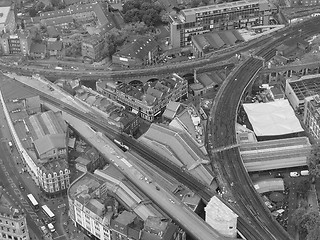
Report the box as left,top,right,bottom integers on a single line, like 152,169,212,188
243,100,303,136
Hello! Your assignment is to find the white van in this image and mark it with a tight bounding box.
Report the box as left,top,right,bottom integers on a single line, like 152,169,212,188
47,223,55,232
301,170,310,176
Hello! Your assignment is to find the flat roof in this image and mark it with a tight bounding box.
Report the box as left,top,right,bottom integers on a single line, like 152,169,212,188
288,74,320,101
182,0,265,16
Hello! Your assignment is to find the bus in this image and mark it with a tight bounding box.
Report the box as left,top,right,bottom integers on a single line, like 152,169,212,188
41,205,56,223
27,194,39,211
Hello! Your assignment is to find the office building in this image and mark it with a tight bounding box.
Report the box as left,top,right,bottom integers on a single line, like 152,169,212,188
68,168,182,240
285,74,320,111
169,0,277,48
96,73,188,121
0,191,29,240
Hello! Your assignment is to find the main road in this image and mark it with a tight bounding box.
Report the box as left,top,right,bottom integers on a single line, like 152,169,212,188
208,16,320,240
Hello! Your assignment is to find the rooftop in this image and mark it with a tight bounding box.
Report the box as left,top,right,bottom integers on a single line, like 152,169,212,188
115,36,158,61
0,6,10,24
288,74,320,101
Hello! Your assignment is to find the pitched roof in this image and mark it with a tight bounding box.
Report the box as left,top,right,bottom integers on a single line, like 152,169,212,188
115,37,158,61
43,15,73,26
34,134,66,156
30,43,46,54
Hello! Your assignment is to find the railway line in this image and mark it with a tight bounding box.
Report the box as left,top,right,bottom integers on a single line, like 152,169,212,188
5,15,320,240
209,16,320,240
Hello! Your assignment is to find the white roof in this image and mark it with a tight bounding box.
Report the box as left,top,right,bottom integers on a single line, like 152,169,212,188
0,7,10,24
243,100,303,136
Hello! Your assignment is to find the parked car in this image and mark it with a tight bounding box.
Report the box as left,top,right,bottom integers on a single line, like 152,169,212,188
301,170,309,176
290,172,300,177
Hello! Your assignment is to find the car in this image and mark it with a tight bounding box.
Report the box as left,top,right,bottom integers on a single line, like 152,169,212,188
290,172,300,177
40,226,48,235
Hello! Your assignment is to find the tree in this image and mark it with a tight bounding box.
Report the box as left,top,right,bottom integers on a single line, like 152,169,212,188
307,225,320,240
36,2,45,12
29,8,37,17
296,179,311,197
65,42,81,57
122,0,163,26
308,143,320,178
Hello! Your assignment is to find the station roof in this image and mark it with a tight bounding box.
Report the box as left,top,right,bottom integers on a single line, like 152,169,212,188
243,100,303,136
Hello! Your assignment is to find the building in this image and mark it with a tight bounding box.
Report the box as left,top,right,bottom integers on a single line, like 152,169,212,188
112,37,159,67
47,39,63,56
285,74,320,111
68,168,181,240
74,86,140,133
191,30,244,57
38,159,70,197
96,74,188,121
0,6,16,34
0,191,29,240
29,42,46,59
39,3,111,28
304,95,320,139
205,196,238,238
0,32,31,55
169,0,277,48
81,35,105,61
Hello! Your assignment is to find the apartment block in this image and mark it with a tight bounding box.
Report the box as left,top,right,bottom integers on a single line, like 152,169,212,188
304,95,320,139
0,192,29,240
0,32,31,55
169,0,277,48
96,73,188,121
82,35,105,61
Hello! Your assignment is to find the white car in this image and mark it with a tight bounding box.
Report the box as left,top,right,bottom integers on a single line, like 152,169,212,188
290,172,300,177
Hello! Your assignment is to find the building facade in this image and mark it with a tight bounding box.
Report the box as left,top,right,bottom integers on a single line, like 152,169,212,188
0,202,29,240
304,95,320,139
68,169,182,240
0,32,31,55
38,159,70,197
96,74,188,121
169,0,277,48
81,35,105,61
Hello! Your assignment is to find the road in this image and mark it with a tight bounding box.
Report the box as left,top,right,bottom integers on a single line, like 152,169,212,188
0,78,69,240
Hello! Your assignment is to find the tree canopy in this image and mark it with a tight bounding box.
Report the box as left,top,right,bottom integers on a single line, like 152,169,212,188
122,0,163,26
308,143,320,178
293,206,320,240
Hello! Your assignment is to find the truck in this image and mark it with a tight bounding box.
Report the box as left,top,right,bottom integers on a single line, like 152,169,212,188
55,66,63,70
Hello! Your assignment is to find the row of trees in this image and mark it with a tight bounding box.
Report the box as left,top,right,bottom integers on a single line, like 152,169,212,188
290,144,320,240
101,22,151,58
122,0,163,27
292,200,320,240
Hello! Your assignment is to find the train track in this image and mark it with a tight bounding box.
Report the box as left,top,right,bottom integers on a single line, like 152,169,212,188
209,16,320,240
